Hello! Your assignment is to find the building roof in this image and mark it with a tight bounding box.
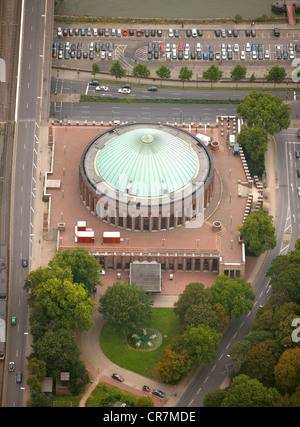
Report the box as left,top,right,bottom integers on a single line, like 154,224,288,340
130,261,161,292
95,127,198,197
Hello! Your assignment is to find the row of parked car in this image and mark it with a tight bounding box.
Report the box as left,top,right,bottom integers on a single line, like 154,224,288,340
57,26,282,40
52,41,115,60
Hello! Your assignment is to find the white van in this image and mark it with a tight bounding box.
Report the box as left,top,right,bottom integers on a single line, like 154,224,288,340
192,29,197,37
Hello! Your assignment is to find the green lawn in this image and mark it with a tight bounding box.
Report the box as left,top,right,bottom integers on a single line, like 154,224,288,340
100,307,181,380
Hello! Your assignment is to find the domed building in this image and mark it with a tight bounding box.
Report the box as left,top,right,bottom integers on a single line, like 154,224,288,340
79,123,215,232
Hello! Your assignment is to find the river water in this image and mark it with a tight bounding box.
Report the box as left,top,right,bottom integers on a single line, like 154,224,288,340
54,0,276,19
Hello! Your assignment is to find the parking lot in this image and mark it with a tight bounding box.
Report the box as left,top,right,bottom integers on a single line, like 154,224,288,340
52,24,300,77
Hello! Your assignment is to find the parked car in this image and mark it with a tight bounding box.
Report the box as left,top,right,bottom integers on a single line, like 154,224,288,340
112,373,124,382
233,29,238,37
57,27,62,37
297,130,300,139
295,149,300,157
240,51,245,60
143,385,151,392
264,50,270,59
152,389,165,398
96,86,109,91
168,28,174,38
174,29,179,37
298,187,300,197
122,29,128,36
186,29,192,37
274,28,280,37
136,29,142,37
215,29,221,37
192,28,197,37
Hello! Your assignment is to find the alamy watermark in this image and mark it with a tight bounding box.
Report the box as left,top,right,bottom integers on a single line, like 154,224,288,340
291,318,300,343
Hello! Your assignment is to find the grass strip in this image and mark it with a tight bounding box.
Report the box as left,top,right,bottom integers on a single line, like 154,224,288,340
80,95,241,104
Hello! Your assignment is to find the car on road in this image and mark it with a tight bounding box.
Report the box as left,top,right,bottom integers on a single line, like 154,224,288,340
96,86,109,91
152,389,165,398
298,187,300,197
89,81,98,86
16,371,22,384
118,88,131,94
142,385,151,392
8,362,15,372
112,373,124,382
147,86,157,92
11,316,17,326
22,258,28,267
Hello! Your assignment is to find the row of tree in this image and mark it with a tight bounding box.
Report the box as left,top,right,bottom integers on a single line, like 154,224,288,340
93,61,290,89
24,248,102,406
157,275,255,384
203,239,300,407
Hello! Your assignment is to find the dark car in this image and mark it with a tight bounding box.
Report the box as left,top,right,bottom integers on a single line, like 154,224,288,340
186,29,192,37
129,29,134,36
112,373,124,382
152,389,165,398
251,29,256,37
276,50,282,60
151,29,156,36
147,86,157,91
157,29,162,37
297,129,300,138
197,29,203,37
147,52,152,60
89,81,99,86
233,30,238,37
295,149,300,158
98,28,103,36
22,258,28,267
245,29,250,37
144,29,150,37
274,28,280,37
178,51,183,60
16,371,22,384
174,29,179,37
215,29,221,37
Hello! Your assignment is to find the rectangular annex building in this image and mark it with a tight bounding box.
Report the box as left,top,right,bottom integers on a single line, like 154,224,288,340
130,261,161,293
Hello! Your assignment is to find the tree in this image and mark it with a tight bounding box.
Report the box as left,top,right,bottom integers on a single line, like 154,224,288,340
132,63,150,82
240,339,281,387
49,247,102,294
174,282,211,324
92,63,100,78
33,328,80,378
237,125,268,162
238,210,277,256
266,66,287,88
220,374,278,407
183,324,221,365
178,66,193,87
98,282,153,332
203,65,223,89
156,65,171,83
230,64,247,87
157,345,192,384
110,60,127,81
210,274,255,318
27,275,95,331
274,348,300,395
236,90,290,135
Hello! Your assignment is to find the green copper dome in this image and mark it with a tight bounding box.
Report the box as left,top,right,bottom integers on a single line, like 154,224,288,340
95,128,198,197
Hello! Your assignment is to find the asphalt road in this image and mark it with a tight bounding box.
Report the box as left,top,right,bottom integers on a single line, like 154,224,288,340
3,0,48,407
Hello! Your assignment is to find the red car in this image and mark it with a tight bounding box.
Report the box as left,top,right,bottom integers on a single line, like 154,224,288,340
160,44,165,52
112,373,124,382
136,29,142,37
142,385,151,392
178,43,184,51
122,29,128,36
